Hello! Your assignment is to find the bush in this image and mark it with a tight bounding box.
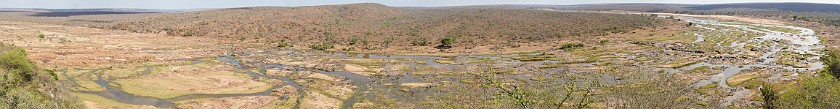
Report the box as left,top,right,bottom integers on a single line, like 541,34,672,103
821,52,840,78
309,43,334,50
412,37,430,46
773,51,840,108
44,69,58,80
349,37,360,45
37,34,45,39
277,42,291,48
181,30,194,36
0,45,35,83
760,84,777,109
0,42,83,109
559,43,585,50
440,37,455,48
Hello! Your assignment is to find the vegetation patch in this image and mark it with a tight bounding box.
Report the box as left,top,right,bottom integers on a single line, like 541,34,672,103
655,58,705,68
726,73,766,86
0,42,83,109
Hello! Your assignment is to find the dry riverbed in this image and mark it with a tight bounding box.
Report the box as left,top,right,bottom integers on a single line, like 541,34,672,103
0,12,825,108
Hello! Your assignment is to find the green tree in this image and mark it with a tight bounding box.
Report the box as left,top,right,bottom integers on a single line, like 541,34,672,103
822,52,840,78
760,84,777,109
440,37,455,48
349,37,360,45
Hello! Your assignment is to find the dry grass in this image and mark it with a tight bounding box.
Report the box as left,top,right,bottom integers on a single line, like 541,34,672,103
108,3,662,53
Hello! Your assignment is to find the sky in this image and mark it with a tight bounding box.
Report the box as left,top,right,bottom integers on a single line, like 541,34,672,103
1,0,839,9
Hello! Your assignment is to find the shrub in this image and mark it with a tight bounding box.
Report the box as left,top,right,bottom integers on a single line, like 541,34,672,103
349,37,360,45
277,42,291,48
181,30,194,36
37,34,45,39
342,47,356,51
598,40,609,44
0,45,35,83
309,43,334,50
760,84,777,109
773,51,840,108
821,52,840,78
412,37,430,46
0,42,83,109
559,43,585,50
44,69,58,80
440,37,455,48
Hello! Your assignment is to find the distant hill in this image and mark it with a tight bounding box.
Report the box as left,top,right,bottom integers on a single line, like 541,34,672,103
108,3,662,50
687,2,840,13
557,3,694,12
0,8,180,17
546,2,840,13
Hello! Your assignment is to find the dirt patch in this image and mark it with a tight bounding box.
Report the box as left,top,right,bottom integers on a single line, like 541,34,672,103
300,90,343,109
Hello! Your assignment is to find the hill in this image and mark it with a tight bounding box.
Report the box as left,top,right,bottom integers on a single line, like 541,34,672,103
0,42,83,108
546,3,840,13
0,8,165,27
106,3,663,51
686,2,840,13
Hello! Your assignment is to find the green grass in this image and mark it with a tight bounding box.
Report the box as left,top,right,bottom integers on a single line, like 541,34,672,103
510,53,562,62
342,59,384,67
558,43,584,50
432,58,456,64
655,58,704,68
726,74,765,86
72,93,133,107
755,25,801,34
310,43,334,50
696,83,719,95
687,66,709,73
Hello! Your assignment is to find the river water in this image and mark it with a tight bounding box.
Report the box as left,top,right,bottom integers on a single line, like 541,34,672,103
663,15,825,106
53,15,825,108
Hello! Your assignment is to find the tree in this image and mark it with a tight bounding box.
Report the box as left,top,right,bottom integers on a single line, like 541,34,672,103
349,37,360,45
822,52,840,78
438,37,455,49
760,84,777,109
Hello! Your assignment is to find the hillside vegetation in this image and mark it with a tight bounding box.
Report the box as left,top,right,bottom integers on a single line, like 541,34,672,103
107,3,661,50
0,42,83,109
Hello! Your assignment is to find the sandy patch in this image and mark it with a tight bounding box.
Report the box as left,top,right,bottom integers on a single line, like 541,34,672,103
300,91,342,109
400,82,435,88
344,64,371,76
